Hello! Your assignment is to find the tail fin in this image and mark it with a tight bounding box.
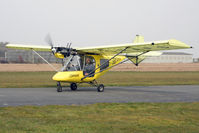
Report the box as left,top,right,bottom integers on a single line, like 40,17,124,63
133,35,144,43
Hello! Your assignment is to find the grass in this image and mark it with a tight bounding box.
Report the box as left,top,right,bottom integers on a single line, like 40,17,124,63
0,72,199,132
0,71,199,88
0,103,199,133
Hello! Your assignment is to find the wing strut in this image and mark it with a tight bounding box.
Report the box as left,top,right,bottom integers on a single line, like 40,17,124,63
81,47,129,80
82,51,149,79
32,49,59,72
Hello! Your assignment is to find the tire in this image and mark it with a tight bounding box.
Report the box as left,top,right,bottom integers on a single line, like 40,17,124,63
97,84,104,92
57,82,62,92
70,83,77,91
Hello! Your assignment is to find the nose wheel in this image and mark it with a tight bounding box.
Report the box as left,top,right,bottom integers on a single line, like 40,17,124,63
57,82,62,92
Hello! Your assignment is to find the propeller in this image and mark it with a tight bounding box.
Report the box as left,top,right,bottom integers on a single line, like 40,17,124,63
44,34,77,58
45,34,54,47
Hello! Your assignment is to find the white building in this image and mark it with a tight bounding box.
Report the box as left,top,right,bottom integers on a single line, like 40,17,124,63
143,52,193,63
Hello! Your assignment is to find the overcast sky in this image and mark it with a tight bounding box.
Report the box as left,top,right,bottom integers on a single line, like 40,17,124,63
0,0,198,57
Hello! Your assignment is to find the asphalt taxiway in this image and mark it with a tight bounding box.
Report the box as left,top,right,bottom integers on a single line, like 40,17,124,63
0,85,199,106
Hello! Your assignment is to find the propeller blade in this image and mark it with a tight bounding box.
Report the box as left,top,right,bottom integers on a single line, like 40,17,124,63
69,42,72,49
61,59,64,66
45,34,54,47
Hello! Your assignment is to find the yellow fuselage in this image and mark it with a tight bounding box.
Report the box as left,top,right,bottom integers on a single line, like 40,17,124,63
52,54,126,83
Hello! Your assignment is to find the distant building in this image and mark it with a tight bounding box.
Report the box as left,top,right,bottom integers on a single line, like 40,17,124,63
5,50,62,63
0,42,61,63
0,42,8,63
193,58,199,63
143,52,193,63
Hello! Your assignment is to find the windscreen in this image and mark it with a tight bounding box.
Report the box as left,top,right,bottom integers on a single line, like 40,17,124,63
61,55,83,71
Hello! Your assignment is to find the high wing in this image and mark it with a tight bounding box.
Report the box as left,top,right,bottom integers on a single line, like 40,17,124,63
6,39,191,56
6,44,51,51
76,39,191,55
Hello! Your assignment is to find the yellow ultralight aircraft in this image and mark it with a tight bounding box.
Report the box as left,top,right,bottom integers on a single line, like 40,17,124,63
6,35,191,92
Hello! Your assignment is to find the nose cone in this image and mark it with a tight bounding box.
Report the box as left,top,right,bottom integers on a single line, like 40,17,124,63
52,71,83,82
52,72,69,81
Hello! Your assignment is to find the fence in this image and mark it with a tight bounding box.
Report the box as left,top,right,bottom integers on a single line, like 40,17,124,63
0,44,62,63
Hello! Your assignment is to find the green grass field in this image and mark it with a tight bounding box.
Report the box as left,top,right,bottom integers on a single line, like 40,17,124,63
0,71,199,88
1,71,199,132
0,103,199,133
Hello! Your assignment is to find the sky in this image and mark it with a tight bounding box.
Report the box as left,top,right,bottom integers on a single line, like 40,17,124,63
0,0,198,57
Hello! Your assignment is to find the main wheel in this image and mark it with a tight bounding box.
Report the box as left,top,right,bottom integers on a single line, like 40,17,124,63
70,83,77,91
97,84,104,92
57,82,62,92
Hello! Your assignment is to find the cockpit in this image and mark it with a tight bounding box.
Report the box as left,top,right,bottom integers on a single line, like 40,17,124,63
61,55,96,76
61,55,82,71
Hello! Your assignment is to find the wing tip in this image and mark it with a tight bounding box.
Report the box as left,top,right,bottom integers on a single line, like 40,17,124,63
169,39,191,49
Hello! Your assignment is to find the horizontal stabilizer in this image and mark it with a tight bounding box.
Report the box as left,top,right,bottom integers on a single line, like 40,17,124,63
126,51,162,66
127,56,146,66
126,51,162,57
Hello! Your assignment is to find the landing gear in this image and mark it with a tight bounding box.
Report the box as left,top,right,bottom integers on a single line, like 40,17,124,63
56,80,104,92
88,80,105,92
56,82,78,92
97,84,104,92
70,83,77,91
57,82,62,92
